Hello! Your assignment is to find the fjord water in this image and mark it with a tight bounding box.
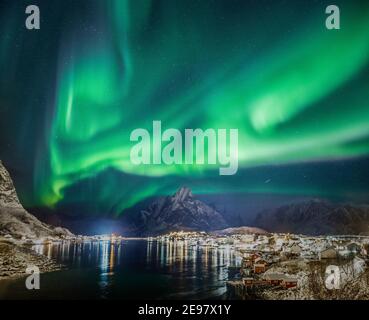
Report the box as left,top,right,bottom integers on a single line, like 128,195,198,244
0,240,240,299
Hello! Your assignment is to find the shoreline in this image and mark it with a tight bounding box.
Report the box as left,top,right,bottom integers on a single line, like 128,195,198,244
0,239,63,282
0,235,150,282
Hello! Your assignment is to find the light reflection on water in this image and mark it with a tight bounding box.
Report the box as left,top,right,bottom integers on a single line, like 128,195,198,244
29,240,241,299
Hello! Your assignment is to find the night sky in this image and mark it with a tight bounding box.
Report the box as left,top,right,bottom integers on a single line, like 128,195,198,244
0,0,369,218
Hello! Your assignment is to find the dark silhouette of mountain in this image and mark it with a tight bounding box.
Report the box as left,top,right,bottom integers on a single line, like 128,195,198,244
0,160,73,239
254,199,369,235
133,187,228,236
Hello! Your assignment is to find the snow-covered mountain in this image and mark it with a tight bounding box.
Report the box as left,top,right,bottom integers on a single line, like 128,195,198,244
0,160,73,239
135,187,228,236
254,199,369,235
211,226,268,236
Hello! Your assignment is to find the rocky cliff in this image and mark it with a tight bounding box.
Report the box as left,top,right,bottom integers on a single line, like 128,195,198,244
0,160,73,239
0,160,22,208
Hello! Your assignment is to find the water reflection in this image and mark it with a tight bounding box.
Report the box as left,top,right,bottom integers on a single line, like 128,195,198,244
31,240,241,299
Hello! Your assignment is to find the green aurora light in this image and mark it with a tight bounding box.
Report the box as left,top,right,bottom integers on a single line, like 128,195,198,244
1,0,369,214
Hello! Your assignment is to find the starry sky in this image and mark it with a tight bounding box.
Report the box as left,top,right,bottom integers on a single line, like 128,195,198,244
0,0,369,218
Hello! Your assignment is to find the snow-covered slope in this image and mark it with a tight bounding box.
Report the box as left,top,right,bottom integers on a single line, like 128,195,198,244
0,160,73,239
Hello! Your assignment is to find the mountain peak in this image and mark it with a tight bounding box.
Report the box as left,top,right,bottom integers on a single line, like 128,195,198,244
173,187,193,203
136,187,228,236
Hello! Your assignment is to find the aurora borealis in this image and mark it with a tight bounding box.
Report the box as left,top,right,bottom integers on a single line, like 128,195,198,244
1,0,369,217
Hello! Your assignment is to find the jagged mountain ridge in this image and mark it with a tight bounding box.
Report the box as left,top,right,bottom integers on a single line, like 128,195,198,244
254,199,369,235
135,187,228,236
0,160,73,239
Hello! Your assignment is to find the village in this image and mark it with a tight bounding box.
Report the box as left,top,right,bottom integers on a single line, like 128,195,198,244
156,231,369,299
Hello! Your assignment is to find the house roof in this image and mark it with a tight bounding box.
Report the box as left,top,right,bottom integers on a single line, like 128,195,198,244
262,273,298,282
347,242,361,249
254,257,266,263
